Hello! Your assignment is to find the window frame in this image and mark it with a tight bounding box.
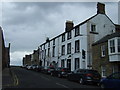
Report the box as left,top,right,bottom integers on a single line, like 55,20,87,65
101,45,106,57
109,39,115,53
75,26,80,37
75,58,80,70
91,24,96,32
62,33,65,42
52,46,55,57
67,31,72,40
67,43,71,54
118,39,120,52
75,40,80,53
61,45,65,55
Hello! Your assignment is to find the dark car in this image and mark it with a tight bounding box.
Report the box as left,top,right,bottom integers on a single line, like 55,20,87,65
31,65,38,70
36,66,44,72
50,67,71,78
42,66,55,74
99,72,120,88
67,69,101,85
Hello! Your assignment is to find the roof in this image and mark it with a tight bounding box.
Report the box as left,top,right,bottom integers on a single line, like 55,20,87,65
40,14,98,47
39,13,117,47
92,32,120,46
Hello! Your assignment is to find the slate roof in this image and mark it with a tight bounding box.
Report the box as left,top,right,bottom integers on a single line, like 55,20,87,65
92,32,120,46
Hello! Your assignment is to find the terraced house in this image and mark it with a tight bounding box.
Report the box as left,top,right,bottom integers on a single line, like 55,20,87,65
38,2,119,71
92,31,120,77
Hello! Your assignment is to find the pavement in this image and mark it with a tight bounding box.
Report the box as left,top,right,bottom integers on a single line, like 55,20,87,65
2,67,16,89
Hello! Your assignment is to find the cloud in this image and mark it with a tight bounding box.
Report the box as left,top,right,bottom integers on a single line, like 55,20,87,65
10,51,32,66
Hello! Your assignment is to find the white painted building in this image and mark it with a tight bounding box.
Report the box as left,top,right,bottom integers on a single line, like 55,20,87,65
38,2,117,71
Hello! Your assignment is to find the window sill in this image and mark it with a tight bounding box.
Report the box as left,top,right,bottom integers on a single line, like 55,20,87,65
90,31,99,34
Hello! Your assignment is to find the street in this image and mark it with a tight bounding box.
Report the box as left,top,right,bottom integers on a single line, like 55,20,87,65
3,67,100,89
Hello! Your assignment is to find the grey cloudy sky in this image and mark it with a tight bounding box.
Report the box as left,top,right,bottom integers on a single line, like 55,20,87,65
2,2,118,66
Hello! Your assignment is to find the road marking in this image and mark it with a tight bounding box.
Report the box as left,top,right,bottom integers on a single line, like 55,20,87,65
56,83,70,89
40,76,50,81
13,73,19,86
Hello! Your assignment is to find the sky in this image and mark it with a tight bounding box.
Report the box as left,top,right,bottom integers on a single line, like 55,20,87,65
1,1,118,66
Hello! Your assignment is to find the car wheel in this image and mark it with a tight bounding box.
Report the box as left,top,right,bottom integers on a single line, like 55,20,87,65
79,78,84,85
58,74,61,78
100,83,105,88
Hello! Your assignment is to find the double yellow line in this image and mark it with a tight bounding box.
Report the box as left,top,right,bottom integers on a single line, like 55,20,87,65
13,72,19,86
3,69,19,87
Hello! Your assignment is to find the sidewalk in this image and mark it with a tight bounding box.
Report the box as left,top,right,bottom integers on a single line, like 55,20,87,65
2,68,14,88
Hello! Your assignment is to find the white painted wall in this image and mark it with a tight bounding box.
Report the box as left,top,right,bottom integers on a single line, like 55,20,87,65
39,13,116,71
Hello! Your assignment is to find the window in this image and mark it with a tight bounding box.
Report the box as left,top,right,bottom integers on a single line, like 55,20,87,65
44,49,46,58
75,27,80,36
101,66,106,77
61,60,65,67
52,46,55,57
61,45,65,55
48,42,50,47
53,39,55,45
48,48,50,57
118,39,120,52
110,40,115,53
82,49,86,59
91,24,96,32
62,34,65,42
75,40,80,53
101,45,105,57
67,31,72,40
75,58,79,70
67,43,71,54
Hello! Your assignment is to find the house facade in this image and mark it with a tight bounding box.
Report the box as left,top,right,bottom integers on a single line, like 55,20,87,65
38,2,118,71
92,32,120,77
31,49,39,65
23,54,32,66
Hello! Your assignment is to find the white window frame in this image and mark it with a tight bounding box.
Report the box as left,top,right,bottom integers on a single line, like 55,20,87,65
109,39,115,54
91,24,96,32
117,38,120,53
101,66,106,77
101,45,105,57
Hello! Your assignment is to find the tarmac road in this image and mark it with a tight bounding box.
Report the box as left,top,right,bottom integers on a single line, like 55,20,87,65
3,66,100,89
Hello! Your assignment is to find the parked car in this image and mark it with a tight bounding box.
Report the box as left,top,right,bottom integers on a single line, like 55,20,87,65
31,65,38,70
42,66,55,74
26,65,32,70
36,66,44,72
67,69,101,85
99,72,120,88
50,67,71,78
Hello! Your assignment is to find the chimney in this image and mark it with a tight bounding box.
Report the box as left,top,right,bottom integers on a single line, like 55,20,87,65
97,2,105,14
65,20,74,32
